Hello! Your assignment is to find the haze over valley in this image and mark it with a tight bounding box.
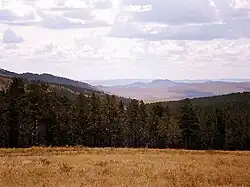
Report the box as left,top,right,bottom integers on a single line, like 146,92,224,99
97,79,250,101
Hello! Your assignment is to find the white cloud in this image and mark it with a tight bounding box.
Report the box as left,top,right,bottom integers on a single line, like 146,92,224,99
110,18,250,40
0,0,250,80
120,0,250,23
94,0,113,9
110,0,250,40
0,0,115,29
0,2,38,23
4,43,19,50
122,0,217,24
62,9,93,20
2,28,24,43
36,9,109,29
0,9,19,21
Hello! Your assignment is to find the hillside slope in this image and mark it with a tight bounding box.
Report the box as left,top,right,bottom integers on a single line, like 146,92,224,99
0,70,131,105
0,69,101,94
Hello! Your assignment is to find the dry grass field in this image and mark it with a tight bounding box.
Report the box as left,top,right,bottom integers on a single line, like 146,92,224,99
0,147,249,187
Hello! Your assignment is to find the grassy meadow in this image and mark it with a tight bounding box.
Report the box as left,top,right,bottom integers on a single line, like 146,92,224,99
0,147,249,187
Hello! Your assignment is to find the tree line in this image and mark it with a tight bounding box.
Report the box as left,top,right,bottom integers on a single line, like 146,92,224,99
0,78,250,150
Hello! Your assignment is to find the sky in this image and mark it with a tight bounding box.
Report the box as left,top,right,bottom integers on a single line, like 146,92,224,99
0,0,250,80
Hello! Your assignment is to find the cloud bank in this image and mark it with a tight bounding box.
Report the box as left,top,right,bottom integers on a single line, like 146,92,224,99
109,0,250,40
0,0,250,80
2,29,24,43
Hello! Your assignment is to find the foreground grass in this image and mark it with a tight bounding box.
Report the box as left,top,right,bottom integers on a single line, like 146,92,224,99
0,147,249,187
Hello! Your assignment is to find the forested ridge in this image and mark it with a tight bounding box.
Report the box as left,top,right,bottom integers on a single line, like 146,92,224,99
0,68,101,94
0,78,250,150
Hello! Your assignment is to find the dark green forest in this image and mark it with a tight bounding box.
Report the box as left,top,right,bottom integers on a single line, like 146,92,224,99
1,78,250,150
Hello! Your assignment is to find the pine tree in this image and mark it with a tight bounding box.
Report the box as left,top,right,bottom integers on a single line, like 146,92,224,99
157,104,170,148
0,91,8,147
74,93,90,145
6,78,25,148
214,108,227,150
138,100,147,147
58,96,76,146
179,99,200,149
106,95,119,147
44,90,60,146
115,100,126,147
88,93,102,147
101,94,113,147
167,114,181,148
125,99,141,147
23,83,44,146
198,107,218,150
147,104,160,148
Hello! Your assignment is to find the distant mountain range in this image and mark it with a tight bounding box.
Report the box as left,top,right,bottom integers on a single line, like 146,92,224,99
86,78,250,86
97,79,250,102
2,68,250,102
85,79,154,86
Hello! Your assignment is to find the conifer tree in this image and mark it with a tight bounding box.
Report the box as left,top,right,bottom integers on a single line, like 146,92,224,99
88,93,102,147
179,99,200,149
74,93,90,145
6,78,25,147
0,91,8,147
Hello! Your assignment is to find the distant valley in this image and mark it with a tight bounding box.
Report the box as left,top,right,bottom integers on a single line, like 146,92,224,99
96,79,250,102
1,69,250,102
86,78,250,86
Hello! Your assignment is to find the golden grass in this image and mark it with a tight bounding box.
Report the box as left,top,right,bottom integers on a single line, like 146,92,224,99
0,147,249,187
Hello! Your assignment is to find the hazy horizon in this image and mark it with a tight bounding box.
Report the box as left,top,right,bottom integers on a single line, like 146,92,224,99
85,78,250,86
2,67,250,84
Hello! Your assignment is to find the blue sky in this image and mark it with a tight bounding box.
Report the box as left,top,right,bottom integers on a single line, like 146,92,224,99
0,0,250,80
